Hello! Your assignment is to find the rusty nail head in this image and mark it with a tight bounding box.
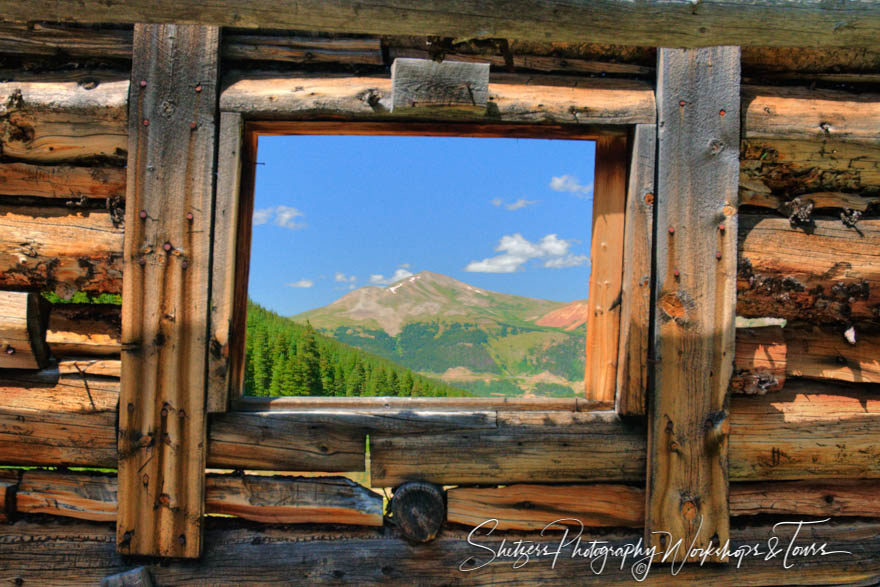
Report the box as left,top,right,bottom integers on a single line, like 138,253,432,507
719,223,726,232
679,100,686,107
143,119,149,126
5,347,14,355
139,80,147,87
181,260,189,270
673,269,680,277
138,257,146,266
163,242,172,252
719,109,726,117
716,251,722,260
139,210,147,220
186,212,194,221
190,121,198,130
668,226,675,235
195,85,202,93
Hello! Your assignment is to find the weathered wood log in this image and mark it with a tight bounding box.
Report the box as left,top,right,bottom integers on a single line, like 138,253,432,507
448,480,880,532
0,468,18,522
223,34,382,65
3,0,880,48
615,125,654,416
387,47,654,76
0,162,126,200
56,358,121,378
743,85,880,144
234,395,602,412
14,470,384,526
648,46,740,563
370,411,647,487
583,135,627,405
0,291,49,369
737,215,880,323
0,78,127,163
741,138,880,195
220,72,656,126
0,367,118,413
101,567,153,587
117,24,220,559
729,380,880,481
390,58,489,115
739,188,880,214
0,22,133,58
0,206,123,296
390,482,445,542
447,484,644,531
733,324,880,393
2,518,880,584
47,304,121,358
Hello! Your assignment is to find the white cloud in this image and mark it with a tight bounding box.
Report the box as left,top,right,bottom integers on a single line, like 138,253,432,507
465,233,585,273
253,205,306,230
287,279,314,288
506,198,537,211
550,175,593,197
370,266,414,285
334,272,357,283
490,197,503,207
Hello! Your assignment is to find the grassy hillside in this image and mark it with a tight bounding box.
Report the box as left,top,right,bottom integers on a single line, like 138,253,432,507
245,301,471,398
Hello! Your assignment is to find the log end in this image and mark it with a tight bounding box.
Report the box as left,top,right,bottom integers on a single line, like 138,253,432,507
390,481,446,543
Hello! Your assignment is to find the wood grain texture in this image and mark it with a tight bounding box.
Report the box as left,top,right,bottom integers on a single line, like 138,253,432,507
223,34,382,65
0,291,49,369
0,77,127,163
391,58,489,114
447,484,644,530
47,304,121,358
0,162,125,200
739,189,880,214
370,411,647,487
390,482,445,542
3,518,880,585
57,358,121,378
731,480,880,518
13,470,383,526
101,567,154,587
0,22,132,58
0,469,19,522
207,112,243,413
117,24,220,559
729,379,880,481
220,72,655,125
615,124,655,416
648,47,740,562
743,85,880,143
2,0,880,48
0,206,123,296
583,135,627,404
737,216,880,323
733,324,880,393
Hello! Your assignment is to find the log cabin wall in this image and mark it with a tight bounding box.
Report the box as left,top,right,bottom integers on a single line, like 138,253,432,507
0,22,879,584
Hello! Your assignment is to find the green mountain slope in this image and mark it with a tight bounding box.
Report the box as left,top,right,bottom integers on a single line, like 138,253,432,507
245,301,471,398
292,271,587,397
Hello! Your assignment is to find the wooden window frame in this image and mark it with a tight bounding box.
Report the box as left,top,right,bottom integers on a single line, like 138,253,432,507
208,73,655,417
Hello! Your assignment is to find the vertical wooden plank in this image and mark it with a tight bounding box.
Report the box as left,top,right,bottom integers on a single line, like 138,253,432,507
647,47,740,563
583,135,627,404
0,291,50,370
615,124,655,416
118,24,220,558
207,112,244,413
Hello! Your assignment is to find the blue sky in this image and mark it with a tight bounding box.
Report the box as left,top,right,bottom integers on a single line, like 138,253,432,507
248,135,595,316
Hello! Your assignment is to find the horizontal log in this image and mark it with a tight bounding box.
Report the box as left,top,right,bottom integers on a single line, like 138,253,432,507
732,324,880,393
0,206,123,296
56,358,121,378
0,162,126,200
2,518,880,585
234,395,601,412
14,470,383,526
0,22,132,58
448,479,880,532
739,189,880,214
223,34,382,65
370,411,647,486
729,380,880,481
47,304,121,357
743,85,880,143
0,291,49,369
0,78,127,163
0,367,118,413
447,484,644,531
220,72,656,125
741,138,880,195
387,47,654,76
2,0,880,48
737,215,880,323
